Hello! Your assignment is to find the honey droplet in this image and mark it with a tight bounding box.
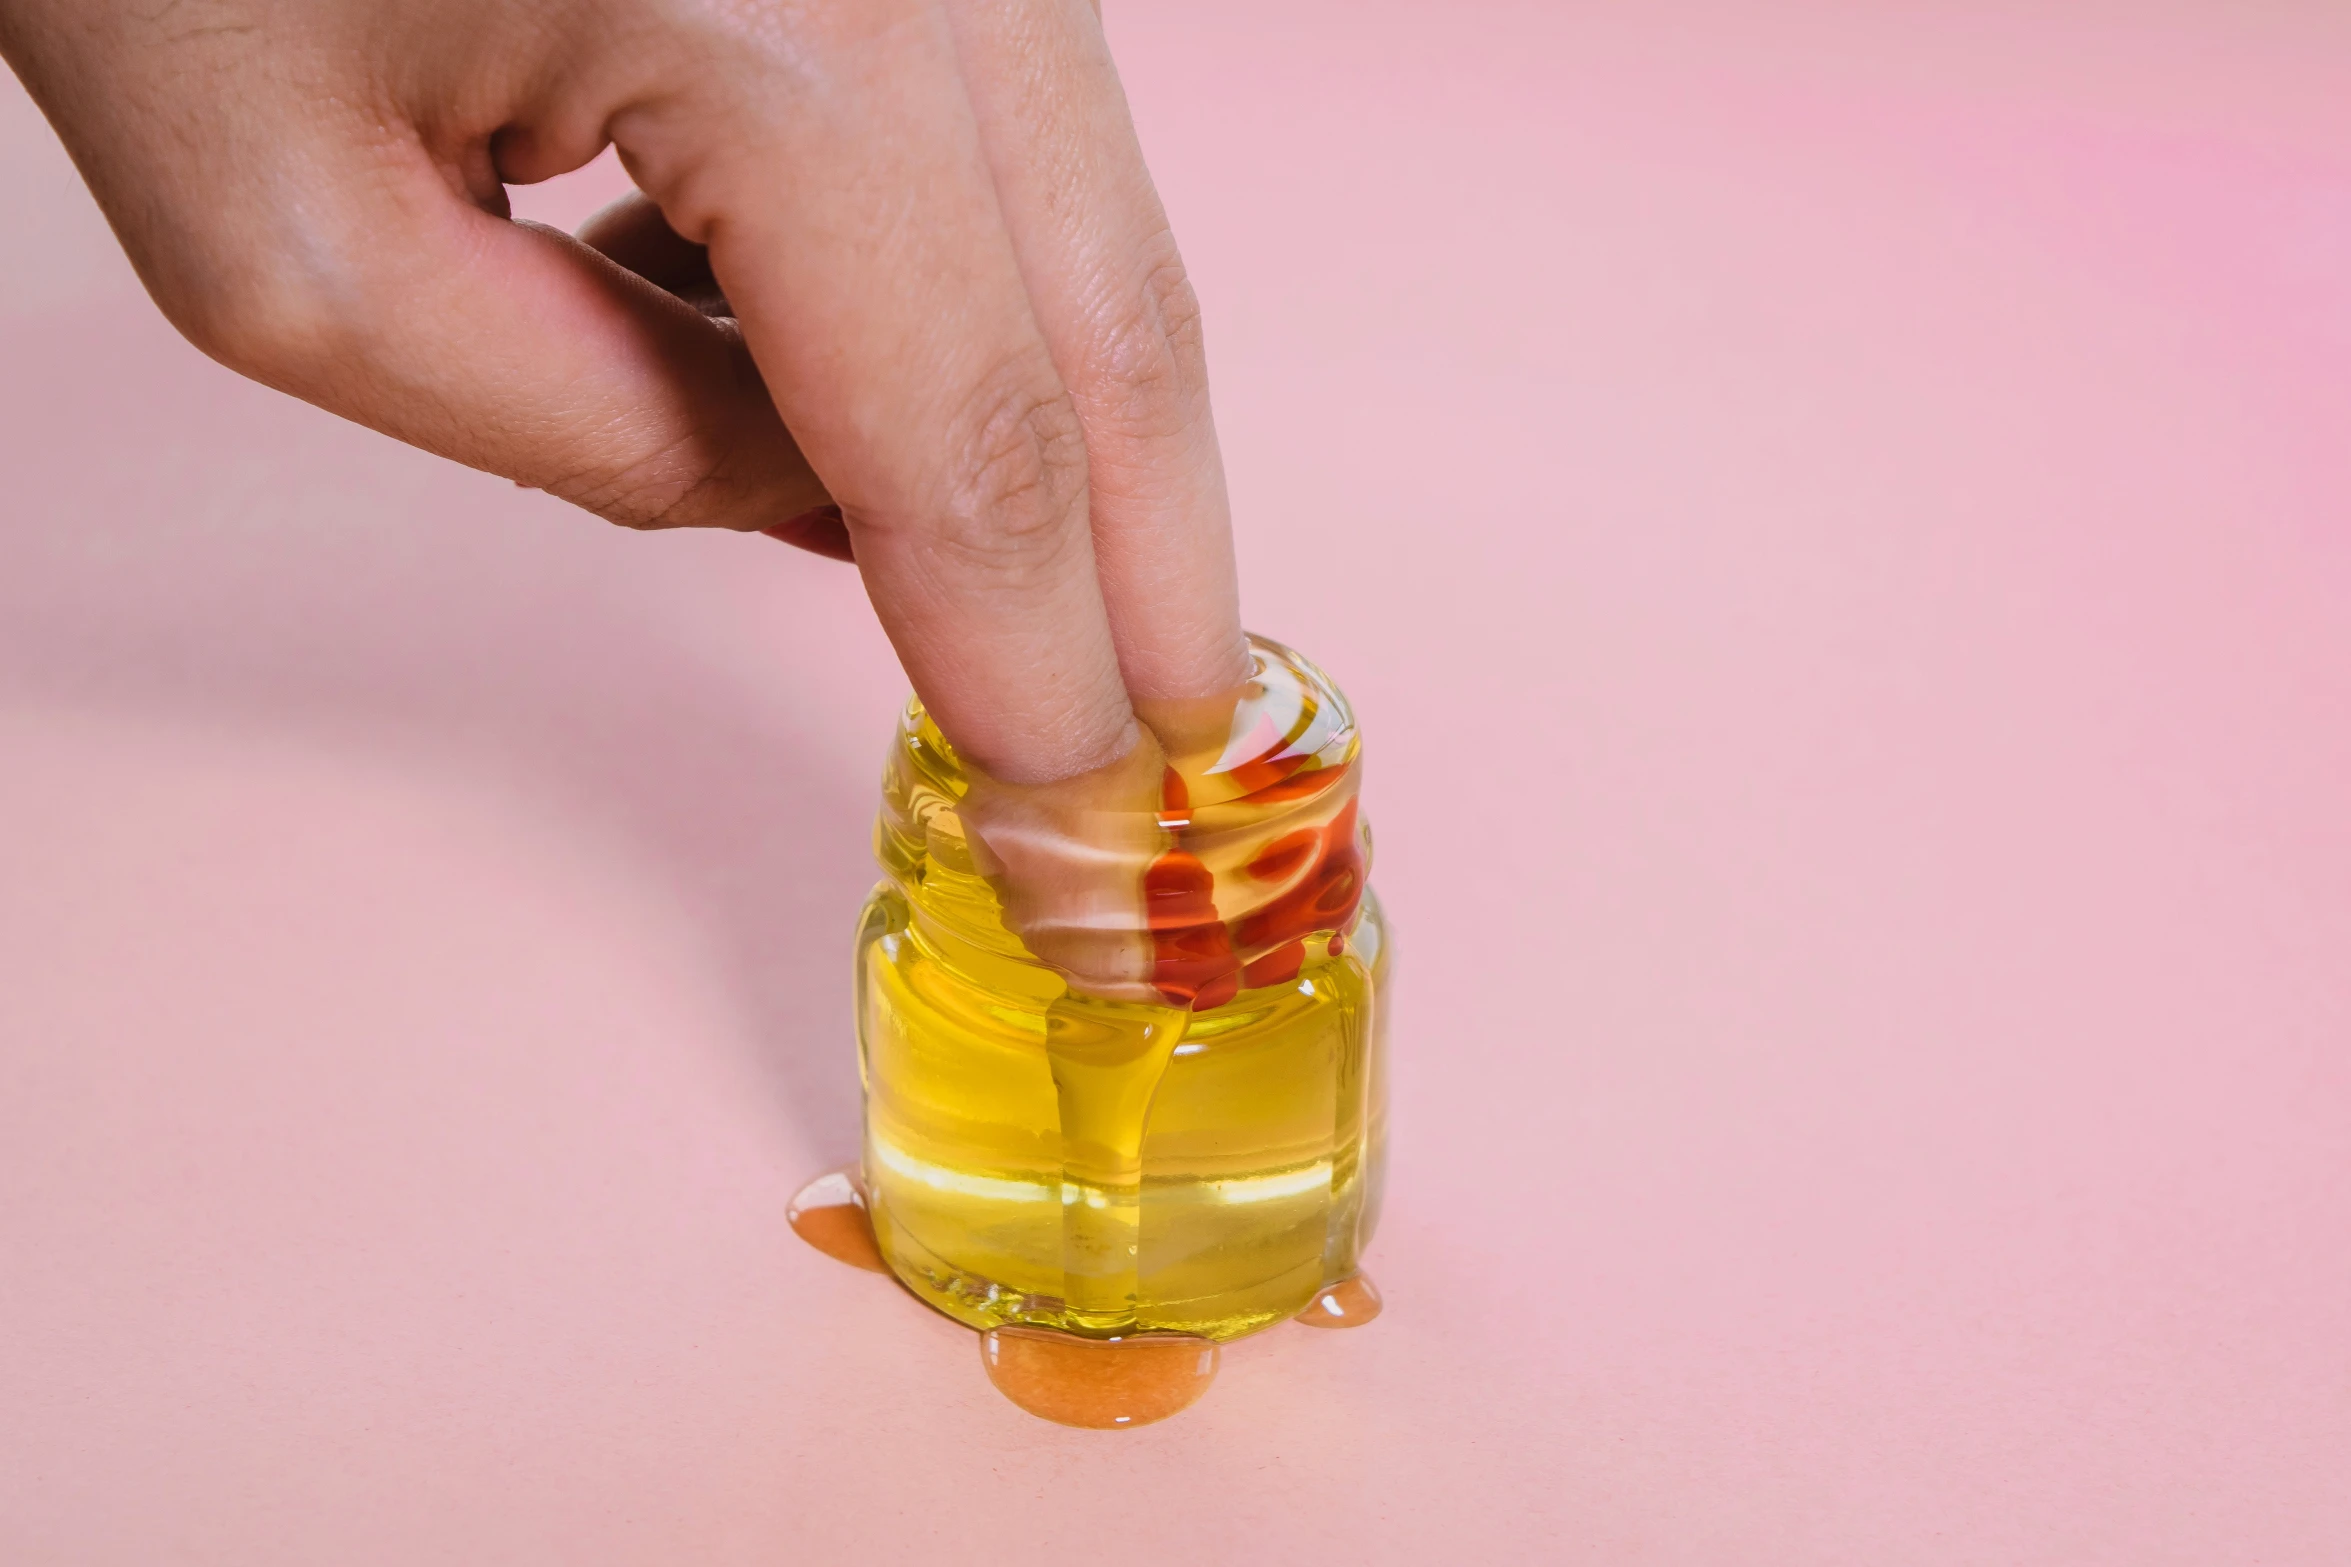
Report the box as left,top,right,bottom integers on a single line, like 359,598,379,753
788,1167,889,1274
1295,1273,1382,1328
980,1326,1219,1429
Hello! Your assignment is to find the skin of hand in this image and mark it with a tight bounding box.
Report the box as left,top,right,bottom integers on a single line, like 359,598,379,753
0,0,1253,790
0,0,1261,992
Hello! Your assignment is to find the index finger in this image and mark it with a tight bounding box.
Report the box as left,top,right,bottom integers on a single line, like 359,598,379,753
624,0,1136,786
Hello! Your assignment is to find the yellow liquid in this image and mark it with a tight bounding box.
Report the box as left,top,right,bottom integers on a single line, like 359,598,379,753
786,1165,1384,1427
856,642,1390,1342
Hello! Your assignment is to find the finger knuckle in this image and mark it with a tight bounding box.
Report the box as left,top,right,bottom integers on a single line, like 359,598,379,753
932,356,1090,571
1084,242,1209,441
566,433,735,531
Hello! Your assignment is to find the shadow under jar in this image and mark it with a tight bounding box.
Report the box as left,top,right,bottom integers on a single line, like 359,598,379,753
854,636,1391,1342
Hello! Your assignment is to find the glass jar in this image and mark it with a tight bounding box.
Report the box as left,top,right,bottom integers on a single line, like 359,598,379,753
854,635,1390,1341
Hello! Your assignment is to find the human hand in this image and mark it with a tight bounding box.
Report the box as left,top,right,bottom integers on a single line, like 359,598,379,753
0,0,1251,794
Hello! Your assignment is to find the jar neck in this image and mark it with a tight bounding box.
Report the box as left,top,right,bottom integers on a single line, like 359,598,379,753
872,633,1370,1001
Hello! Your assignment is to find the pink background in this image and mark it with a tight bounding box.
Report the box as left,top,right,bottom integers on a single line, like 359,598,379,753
5,3,2350,1560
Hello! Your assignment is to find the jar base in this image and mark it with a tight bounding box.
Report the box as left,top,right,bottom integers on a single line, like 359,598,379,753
789,1163,1380,1426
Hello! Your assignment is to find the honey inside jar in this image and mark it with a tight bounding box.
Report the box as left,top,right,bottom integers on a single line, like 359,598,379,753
855,635,1390,1342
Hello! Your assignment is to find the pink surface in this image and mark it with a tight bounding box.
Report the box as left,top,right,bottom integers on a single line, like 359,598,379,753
5,4,2351,1561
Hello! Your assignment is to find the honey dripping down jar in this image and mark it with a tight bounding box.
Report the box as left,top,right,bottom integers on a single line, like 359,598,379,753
855,634,1390,1342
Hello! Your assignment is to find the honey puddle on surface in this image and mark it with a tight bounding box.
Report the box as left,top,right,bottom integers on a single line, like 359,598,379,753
788,1168,1377,1428
785,1168,889,1273
982,1327,1218,1429
1295,1273,1382,1328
